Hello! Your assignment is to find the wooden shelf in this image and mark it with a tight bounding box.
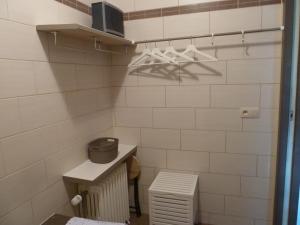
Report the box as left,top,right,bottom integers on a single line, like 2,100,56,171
63,144,137,184
36,23,135,46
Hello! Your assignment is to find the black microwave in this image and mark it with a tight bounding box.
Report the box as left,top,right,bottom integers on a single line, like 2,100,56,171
91,1,125,37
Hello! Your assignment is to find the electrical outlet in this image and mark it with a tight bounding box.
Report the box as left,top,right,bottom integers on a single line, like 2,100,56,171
240,107,260,118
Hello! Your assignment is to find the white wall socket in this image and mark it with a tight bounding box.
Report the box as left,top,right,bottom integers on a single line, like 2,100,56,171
240,107,260,118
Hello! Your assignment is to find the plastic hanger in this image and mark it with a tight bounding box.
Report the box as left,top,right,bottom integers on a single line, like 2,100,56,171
128,47,171,67
163,42,194,63
182,39,218,62
152,47,178,65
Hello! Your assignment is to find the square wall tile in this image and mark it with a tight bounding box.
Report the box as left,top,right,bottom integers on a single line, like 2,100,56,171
112,45,145,66
57,3,91,27
0,20,48,61
126,87,166,107
19,93,68,131
225,196,270,219
1,126,60,174
153,108,195,129
76,65,102,90
166,86,210,107
241,177,271,199
97,88,113,110
85,51,112,67
135,0,177,10
114,108,152,127
48,40,87,65
200,193,225,214
243,109,279,132
138,148,167,168
34,62,77,94
258,156,274,178
80,0,91,5
208,214,254,225
198,212,210,225
125,18,164,41
0,147,5,178
7,0,59,25
0,162,47,217
245,32,282,59
210,7,261,33
181,130,225,152
112,87,127,107
1,130,45,174
141,128,180,149
167,150,209,172
0,98,21,139
255,220,272,225
139,167,156,185
0,0,8,19
226,132,273,155
179,61,227,85
104,0,135,12
198,173,241,195
261,84,280,109
179,0,223,5
0,201,33,225
45,145,85,185
65,90,99,117
210,153,257,176
98,66,111,87
262,4,283,29
211,85,260,108
227,59,281,84
0,59,36,98
164,12,209,38
113,127,141,145
138,65,180,86
32,181,68,225
196,109,242,131
111,66,138,87
207,35,245,60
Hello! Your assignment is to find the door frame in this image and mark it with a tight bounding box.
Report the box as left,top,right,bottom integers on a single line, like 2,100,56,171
273,0,300,224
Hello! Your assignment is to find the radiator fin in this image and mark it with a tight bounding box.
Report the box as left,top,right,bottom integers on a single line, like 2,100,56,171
79,163,130,223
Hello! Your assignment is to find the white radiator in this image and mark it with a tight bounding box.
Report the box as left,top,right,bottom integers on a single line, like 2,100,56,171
79,163,130,223
149,172,199,225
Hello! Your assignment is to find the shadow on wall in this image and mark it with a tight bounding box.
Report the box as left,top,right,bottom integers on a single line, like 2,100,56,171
35,31,113,121
32,32,115,218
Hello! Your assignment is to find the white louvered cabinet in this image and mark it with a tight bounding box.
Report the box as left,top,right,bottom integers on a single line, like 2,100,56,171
149,172,199,225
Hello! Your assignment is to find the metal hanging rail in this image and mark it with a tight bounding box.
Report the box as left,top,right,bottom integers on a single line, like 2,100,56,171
135,26,285,44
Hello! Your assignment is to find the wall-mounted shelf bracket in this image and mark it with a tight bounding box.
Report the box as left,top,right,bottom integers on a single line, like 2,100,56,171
93,37,123,55
52,31,58,46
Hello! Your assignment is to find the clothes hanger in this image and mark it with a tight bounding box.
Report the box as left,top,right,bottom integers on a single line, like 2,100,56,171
128,44,171,67
163,41,194,63
151,42,178,65
182,38,218,62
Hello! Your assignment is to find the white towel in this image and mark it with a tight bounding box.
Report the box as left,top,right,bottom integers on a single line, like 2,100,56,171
66,217,126,225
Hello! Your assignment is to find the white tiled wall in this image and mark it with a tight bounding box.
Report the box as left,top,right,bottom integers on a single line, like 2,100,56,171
0,0,113,224
113,3,282,225
0,0,282,224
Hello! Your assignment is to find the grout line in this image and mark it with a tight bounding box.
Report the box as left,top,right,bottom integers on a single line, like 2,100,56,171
124,0,281,21
256,155,259,177
0,107,112,141
225,131,228,153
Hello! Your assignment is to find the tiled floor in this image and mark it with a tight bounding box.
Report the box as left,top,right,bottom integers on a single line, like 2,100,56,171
130,214,209,225
130,214,149,225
